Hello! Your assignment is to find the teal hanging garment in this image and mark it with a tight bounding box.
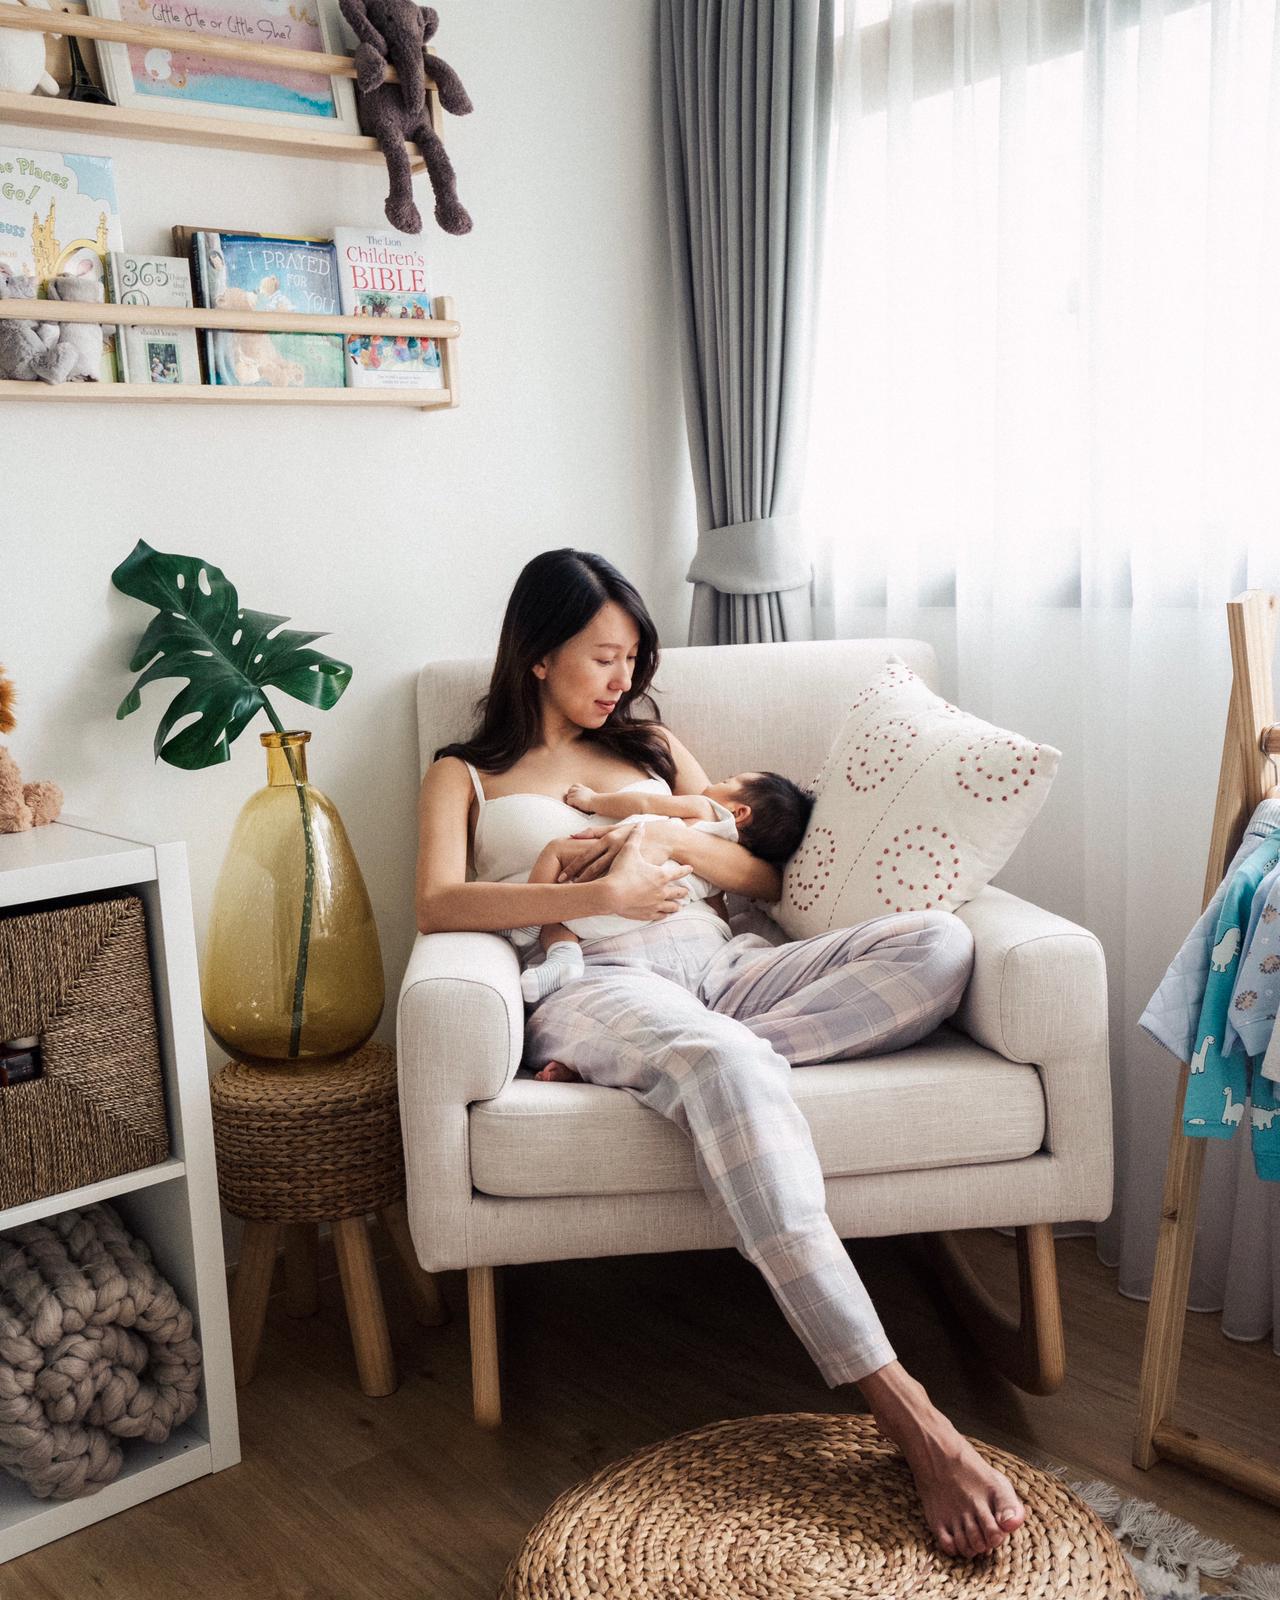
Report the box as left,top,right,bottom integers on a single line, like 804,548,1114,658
1183,830,1280,1180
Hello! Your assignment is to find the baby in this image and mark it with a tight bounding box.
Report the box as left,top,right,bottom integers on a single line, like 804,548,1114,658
510,771,813,1077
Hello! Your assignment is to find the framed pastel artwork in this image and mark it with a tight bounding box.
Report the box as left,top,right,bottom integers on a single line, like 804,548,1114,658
86,0,360,130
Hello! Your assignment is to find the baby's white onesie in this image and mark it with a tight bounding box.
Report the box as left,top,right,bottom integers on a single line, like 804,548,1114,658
506,798,738,949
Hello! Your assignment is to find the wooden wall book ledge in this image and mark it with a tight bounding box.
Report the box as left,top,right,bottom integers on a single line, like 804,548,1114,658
0,295,460,409
0,2,441,164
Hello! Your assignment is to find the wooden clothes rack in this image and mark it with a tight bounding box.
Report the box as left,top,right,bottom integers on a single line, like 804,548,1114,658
1134,588,1280,1507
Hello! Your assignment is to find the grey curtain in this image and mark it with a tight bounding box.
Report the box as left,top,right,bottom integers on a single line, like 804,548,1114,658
659,0,835,645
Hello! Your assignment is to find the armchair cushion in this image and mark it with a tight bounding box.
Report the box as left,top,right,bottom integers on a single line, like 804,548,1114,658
469,1030,1046,1198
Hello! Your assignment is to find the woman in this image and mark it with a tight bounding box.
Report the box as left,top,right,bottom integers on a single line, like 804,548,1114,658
416,549,1026,1559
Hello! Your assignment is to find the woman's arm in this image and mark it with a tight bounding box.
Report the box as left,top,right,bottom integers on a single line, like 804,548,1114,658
557,821,782,903
661,822,783,903
414,759,692,934
660,724,714,796
658,725,783,902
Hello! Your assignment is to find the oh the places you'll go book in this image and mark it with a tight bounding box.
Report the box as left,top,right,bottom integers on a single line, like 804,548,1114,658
333,226,443,390
0,146,123,382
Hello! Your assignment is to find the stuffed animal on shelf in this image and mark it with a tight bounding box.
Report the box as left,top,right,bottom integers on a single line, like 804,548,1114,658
0,263,60,382
0,667,62,834
32,273,104,383
337,0,472,236
0,0,61,97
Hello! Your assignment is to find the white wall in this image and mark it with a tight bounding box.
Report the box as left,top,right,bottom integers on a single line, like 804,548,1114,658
1,2,698,1099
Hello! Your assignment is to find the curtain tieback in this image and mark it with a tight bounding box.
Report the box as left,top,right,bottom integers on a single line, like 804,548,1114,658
685,516,812,595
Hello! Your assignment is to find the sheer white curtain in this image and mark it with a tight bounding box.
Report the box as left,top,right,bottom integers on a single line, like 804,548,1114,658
807,0,1280,1348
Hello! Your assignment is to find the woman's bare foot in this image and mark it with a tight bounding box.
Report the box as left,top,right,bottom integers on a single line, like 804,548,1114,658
857,1362,1025,1559
534,1060,582,1082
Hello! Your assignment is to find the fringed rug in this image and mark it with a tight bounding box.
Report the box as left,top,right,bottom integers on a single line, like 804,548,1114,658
1041,1462,1280,1600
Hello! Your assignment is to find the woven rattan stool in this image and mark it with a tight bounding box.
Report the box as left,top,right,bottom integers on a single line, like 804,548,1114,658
501,1413,1142,1599
211,1039,447,1398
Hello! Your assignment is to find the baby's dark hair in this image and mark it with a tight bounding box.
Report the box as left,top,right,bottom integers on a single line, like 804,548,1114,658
735,772,814,864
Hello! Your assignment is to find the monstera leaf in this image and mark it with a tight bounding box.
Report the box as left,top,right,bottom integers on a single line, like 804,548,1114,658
111,539,352,769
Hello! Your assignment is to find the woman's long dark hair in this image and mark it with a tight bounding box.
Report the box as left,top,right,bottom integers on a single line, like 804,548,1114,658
434,549,676,786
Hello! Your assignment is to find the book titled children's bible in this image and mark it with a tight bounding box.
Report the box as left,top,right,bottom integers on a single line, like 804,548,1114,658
105,253,200,385
187,228,344,388
0,146,123,381
333,226,443,390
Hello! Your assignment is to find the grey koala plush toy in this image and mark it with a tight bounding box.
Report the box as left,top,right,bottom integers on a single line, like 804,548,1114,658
0,265,103,382
0,262,59,381
36,274,104,382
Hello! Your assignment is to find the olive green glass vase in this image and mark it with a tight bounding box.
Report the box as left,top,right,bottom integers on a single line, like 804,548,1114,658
201,731,384,1065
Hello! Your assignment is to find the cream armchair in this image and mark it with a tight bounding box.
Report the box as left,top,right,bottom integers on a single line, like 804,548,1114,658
397,639,1112,1425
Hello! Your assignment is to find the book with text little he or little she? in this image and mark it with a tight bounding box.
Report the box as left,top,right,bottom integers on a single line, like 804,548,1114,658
105,252,201,385
0,146,123,381
188,228,344,388
332,225,443,390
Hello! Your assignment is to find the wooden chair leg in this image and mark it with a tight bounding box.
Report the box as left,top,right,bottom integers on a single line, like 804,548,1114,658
379,1200,450,1327
229,1219,280,1388
919,1223,1067,1395
283,1222,319,1318
468,1265,502,1428
333,1215,397,1398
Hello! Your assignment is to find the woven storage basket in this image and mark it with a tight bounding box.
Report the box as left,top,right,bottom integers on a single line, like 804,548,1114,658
0,893,169,1209
501,1413,1143,1600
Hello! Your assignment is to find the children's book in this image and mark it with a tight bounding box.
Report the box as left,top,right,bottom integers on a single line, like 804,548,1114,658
0,146,123,381
332,226,443,390
105,252,200,385
187,228,344,388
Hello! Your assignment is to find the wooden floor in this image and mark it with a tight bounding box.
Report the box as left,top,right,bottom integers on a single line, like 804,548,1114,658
4,1228,1279,1597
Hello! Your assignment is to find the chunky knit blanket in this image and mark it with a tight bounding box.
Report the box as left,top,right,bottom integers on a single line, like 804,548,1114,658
0,1202,202,1499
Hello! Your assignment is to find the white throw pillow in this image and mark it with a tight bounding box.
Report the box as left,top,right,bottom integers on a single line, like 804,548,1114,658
775,656,1060,939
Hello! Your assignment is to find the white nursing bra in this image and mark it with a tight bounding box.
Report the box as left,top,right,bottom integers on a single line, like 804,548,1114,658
464,761,670,886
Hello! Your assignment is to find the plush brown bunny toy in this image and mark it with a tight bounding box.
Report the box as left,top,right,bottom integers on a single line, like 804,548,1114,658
337,0,472,236
0,666,62,833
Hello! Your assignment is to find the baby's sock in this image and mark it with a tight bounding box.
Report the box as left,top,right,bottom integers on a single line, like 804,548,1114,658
520,939,585,1004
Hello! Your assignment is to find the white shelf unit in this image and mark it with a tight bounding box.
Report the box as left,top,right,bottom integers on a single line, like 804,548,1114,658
0,815,240,1563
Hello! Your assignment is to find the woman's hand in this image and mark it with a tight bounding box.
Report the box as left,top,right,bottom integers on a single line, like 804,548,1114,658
553,819,665,883
558,826,691,920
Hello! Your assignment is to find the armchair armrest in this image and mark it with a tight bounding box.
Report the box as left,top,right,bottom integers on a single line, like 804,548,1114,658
395,931,523,1273
397,930,523,1103
952,885,1112,1191
953,885,1107,1066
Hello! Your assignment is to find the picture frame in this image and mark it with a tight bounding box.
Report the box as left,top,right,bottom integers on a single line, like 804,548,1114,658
86,0,361,131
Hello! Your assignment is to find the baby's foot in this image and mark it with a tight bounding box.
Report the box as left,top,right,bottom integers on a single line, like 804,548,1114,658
520,939,585,1005
859,1364,1025,1559
534,1060,582,1082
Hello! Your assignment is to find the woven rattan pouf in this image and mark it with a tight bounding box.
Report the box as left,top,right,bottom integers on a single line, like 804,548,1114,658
501,1413,1142,1600
211,1040,448,1399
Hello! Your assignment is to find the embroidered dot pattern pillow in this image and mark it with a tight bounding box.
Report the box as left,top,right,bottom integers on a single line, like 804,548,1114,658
775,656,1061,940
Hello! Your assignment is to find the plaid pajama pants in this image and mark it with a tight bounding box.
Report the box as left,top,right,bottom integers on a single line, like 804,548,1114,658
522,905,975,1387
